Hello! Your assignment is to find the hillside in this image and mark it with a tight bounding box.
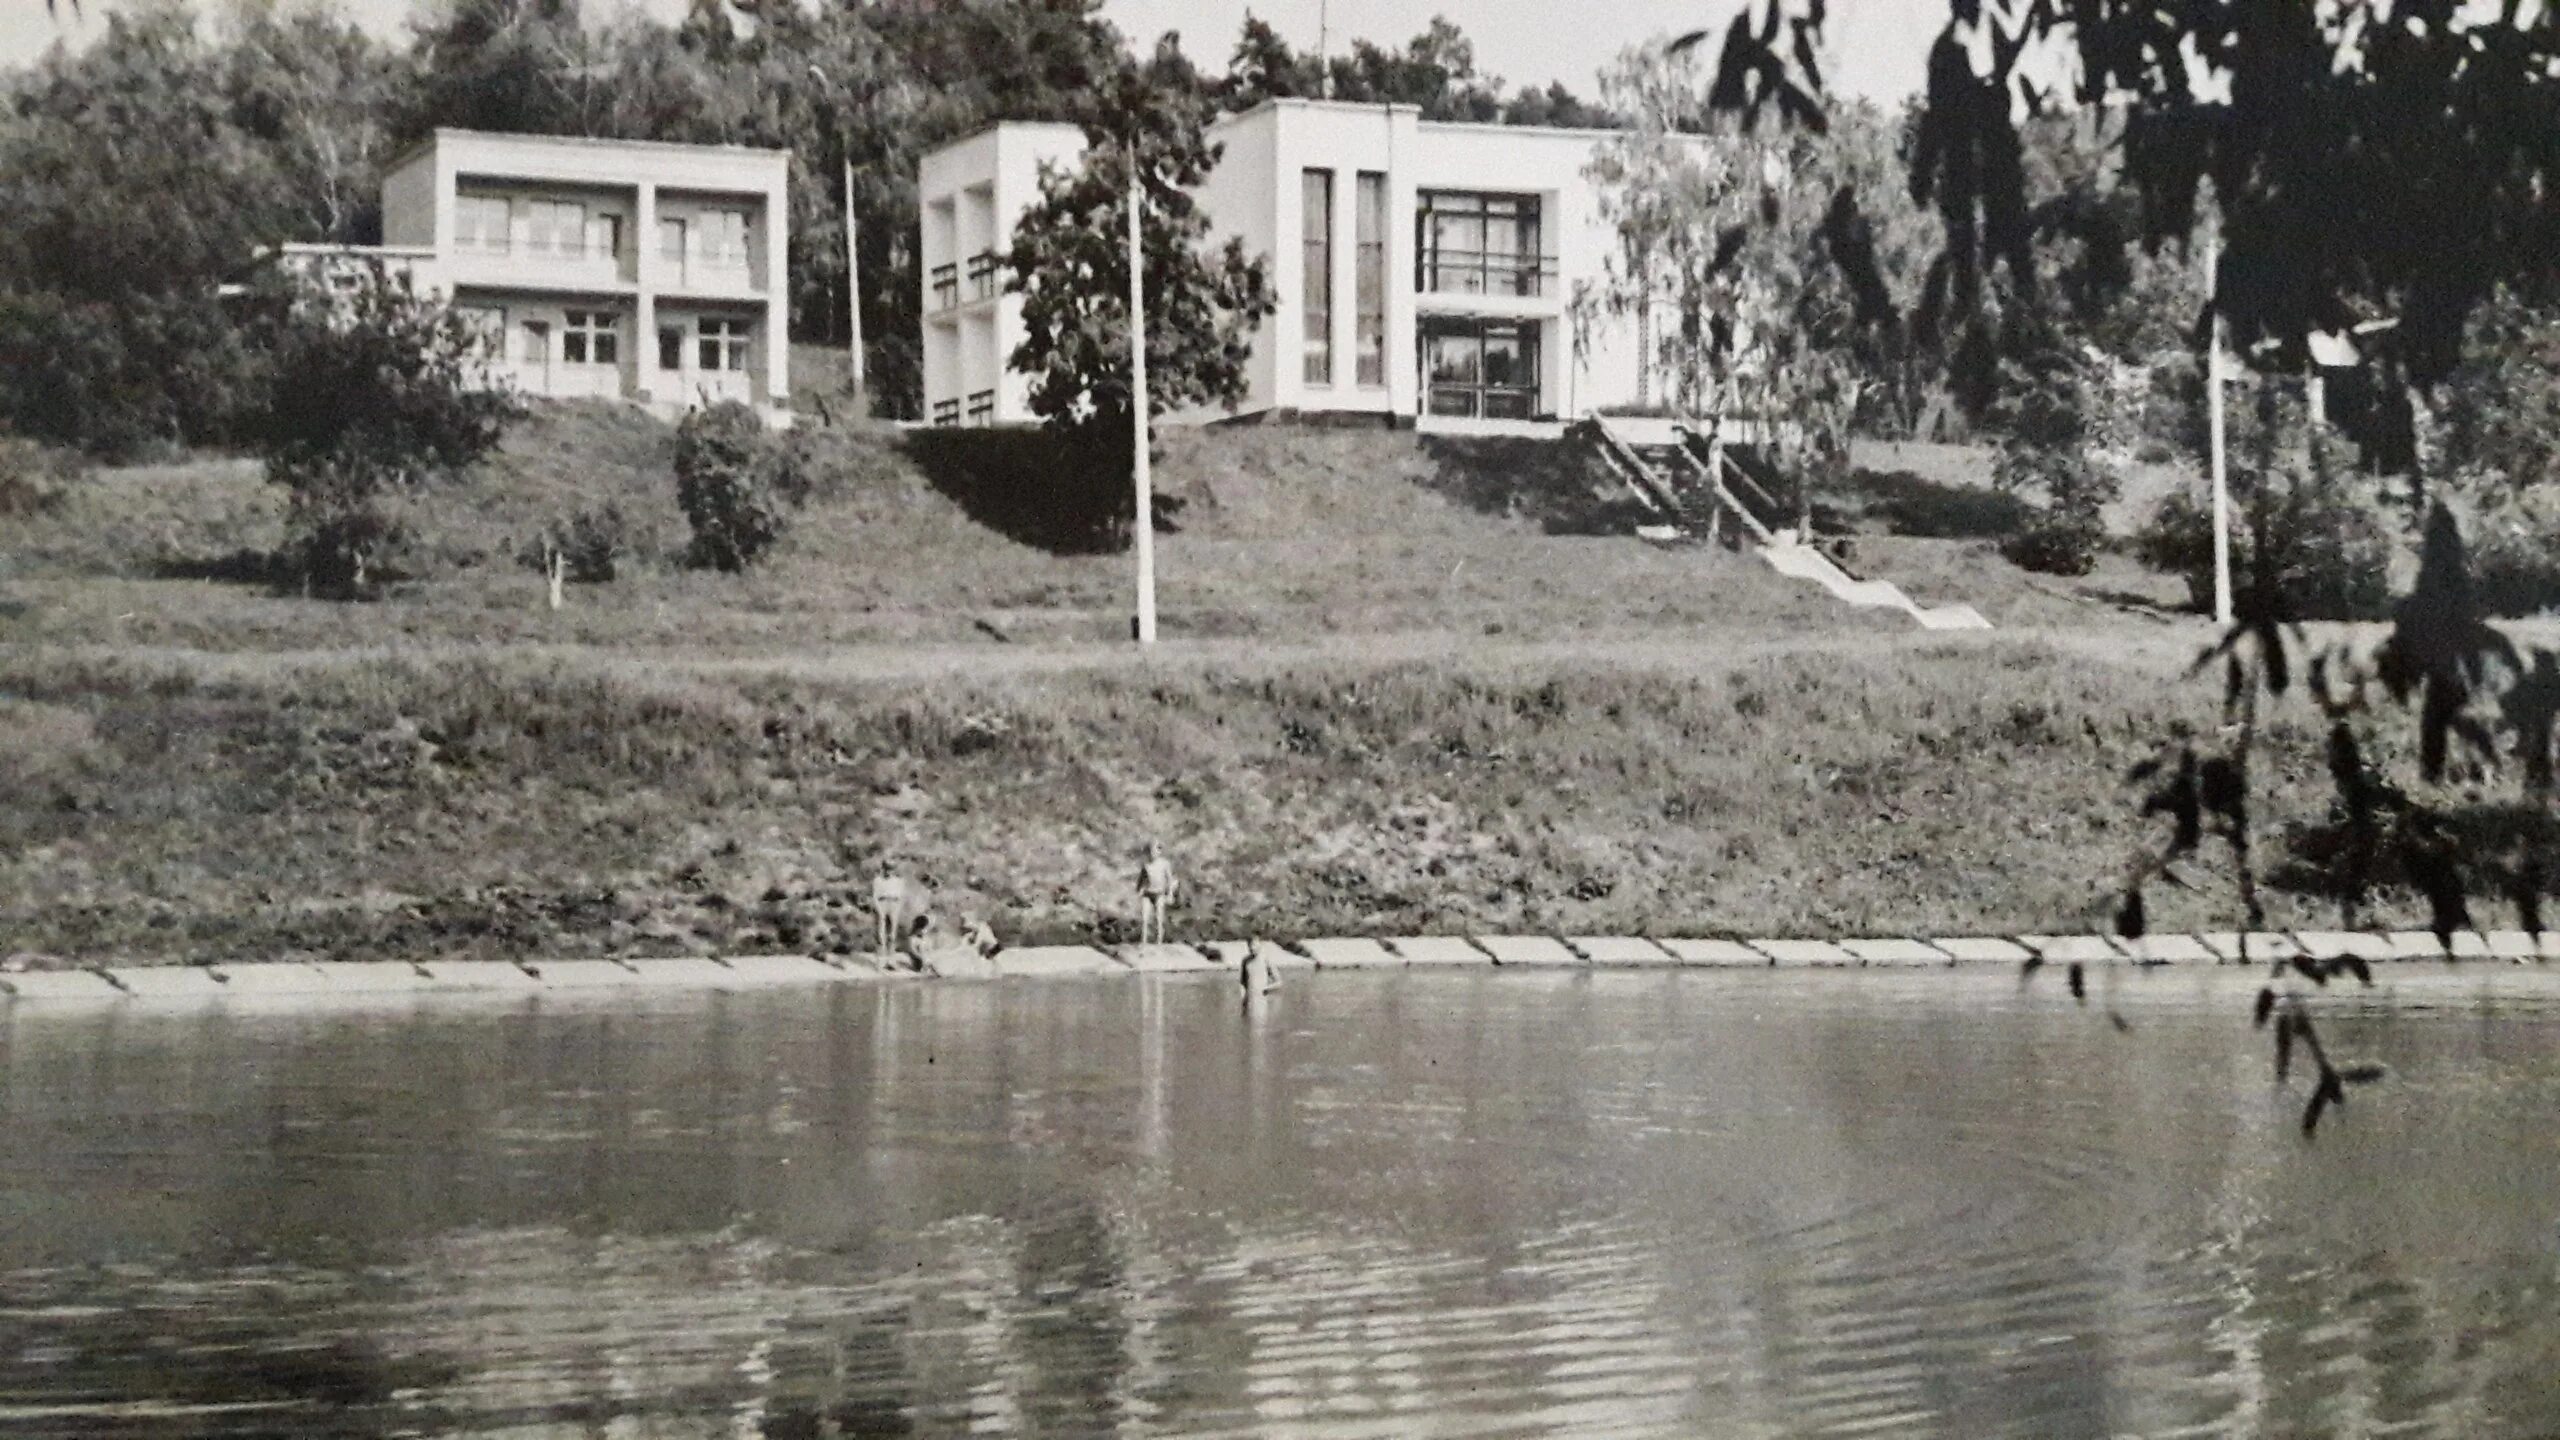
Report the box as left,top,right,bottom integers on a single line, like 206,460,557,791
2,406,1918,652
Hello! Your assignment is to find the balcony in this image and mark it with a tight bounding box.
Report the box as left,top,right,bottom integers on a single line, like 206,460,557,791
966,251,999,302
932,398,961,427
1417,249,1559,300
966,389,995,425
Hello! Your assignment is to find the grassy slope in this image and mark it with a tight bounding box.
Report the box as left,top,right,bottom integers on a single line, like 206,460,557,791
1,628,2405,966
2,406,1870,650
5,405,2319,965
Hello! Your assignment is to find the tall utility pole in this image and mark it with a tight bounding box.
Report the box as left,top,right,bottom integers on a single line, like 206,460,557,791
1318,0,1332,99
1127,146,1157,646
810,64,866,414
2207,234,2233,626
844,155,865,409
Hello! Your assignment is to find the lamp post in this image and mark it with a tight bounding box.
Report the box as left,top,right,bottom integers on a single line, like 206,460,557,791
2206,233,2232,627
1128,141,1157,646
808,64,867,414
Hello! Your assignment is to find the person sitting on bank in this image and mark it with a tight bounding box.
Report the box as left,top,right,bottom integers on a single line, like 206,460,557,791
900,912,937,973
870,857,908,957
961,913,1001,959
1136,840,1177,945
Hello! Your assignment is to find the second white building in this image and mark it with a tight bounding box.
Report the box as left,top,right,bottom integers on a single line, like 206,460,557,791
919,98,1669,434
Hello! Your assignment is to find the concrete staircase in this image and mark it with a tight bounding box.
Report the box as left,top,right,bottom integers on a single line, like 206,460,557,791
1583,415,1991,632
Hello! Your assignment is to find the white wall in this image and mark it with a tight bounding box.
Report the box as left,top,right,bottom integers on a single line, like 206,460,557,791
911,103,1686,428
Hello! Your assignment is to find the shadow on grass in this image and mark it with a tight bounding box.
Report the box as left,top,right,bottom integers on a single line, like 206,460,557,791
150,548,292,586
898,429,1182,556
1841,467,2031,539
1416,435,1652,535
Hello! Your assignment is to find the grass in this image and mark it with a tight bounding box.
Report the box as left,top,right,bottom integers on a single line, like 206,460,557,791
5,405,2322,965
0,405,1893,651
2,629,2453,967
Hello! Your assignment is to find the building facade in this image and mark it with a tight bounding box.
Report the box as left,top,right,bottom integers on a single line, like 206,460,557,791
282,129,793,424
917,99,1667,434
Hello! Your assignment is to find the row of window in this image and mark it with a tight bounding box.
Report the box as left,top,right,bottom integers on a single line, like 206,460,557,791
452,306,753,372
452,195,753,270
1300,169,1389,389
930,252,1002,311
931,391,998,426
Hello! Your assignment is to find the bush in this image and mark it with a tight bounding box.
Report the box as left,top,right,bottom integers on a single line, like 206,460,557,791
673,402,801,571
0,435,82,517
2001,507,2109,575
2460,487,2560,617
518,505,629,585
2135,482,2394,620
1993,443,2118,576
257,270,517,597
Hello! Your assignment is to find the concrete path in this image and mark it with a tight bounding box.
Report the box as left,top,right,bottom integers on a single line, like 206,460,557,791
3,929,2551,1010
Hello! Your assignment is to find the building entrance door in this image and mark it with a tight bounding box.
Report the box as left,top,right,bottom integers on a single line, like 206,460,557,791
1422,318,1540,420
519,319,553,396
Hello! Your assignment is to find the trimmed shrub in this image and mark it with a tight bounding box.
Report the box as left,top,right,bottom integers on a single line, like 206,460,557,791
673,402,798,571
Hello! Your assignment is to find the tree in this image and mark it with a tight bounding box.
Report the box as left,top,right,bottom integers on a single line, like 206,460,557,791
1005,38,1274,465
1588,39,1899,528
254,267,517,595
0,1,297,455
218,0,407,243
1681,0,2560,1126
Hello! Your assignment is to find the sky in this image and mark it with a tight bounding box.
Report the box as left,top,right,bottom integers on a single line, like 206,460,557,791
2,0,1943,101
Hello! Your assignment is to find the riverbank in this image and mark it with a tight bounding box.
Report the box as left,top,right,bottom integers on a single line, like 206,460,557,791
3,927,2547,1008
0,626,2481,967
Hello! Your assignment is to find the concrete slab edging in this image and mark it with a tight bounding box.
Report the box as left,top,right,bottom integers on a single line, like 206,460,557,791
2,929,2549,1010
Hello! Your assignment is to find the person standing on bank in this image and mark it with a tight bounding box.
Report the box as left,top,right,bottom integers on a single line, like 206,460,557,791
1136,840,1177,945
870,857,908,958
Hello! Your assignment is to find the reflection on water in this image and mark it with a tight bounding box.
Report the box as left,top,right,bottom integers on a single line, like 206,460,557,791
5,969,2560,1437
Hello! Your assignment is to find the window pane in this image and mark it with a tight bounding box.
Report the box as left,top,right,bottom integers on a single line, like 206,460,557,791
593,328,618,366
658,326,683,370
659,219,686,262
564,331,588,363
1302,169,1333,385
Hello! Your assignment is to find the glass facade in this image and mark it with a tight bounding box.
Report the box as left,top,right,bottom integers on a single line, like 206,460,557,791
1416,192,1549,297
1423,318,1541,420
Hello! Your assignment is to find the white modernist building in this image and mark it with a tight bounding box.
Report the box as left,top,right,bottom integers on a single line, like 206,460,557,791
280,129,793,424
919,98,1670,434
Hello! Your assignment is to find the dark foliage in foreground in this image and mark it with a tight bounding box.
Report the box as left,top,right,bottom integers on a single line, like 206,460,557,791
1682,0,2560,1132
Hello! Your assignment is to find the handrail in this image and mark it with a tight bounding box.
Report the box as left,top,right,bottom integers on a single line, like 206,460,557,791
1584,417,1683,518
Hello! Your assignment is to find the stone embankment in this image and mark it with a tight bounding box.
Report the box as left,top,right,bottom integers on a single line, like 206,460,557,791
1,929,2550,1008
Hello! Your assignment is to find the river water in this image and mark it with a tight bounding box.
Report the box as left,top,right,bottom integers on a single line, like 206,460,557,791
3,967,2559,1438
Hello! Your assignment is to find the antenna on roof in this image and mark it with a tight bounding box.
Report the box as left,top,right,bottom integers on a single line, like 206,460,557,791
1318,0,1332,100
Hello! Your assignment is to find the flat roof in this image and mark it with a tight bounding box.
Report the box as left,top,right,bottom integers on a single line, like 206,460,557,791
388,127,792,176
920,99,1643,169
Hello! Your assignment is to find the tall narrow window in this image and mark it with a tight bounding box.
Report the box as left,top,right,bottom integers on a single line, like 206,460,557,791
1355,172,1386,388
1301,169,1333,385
